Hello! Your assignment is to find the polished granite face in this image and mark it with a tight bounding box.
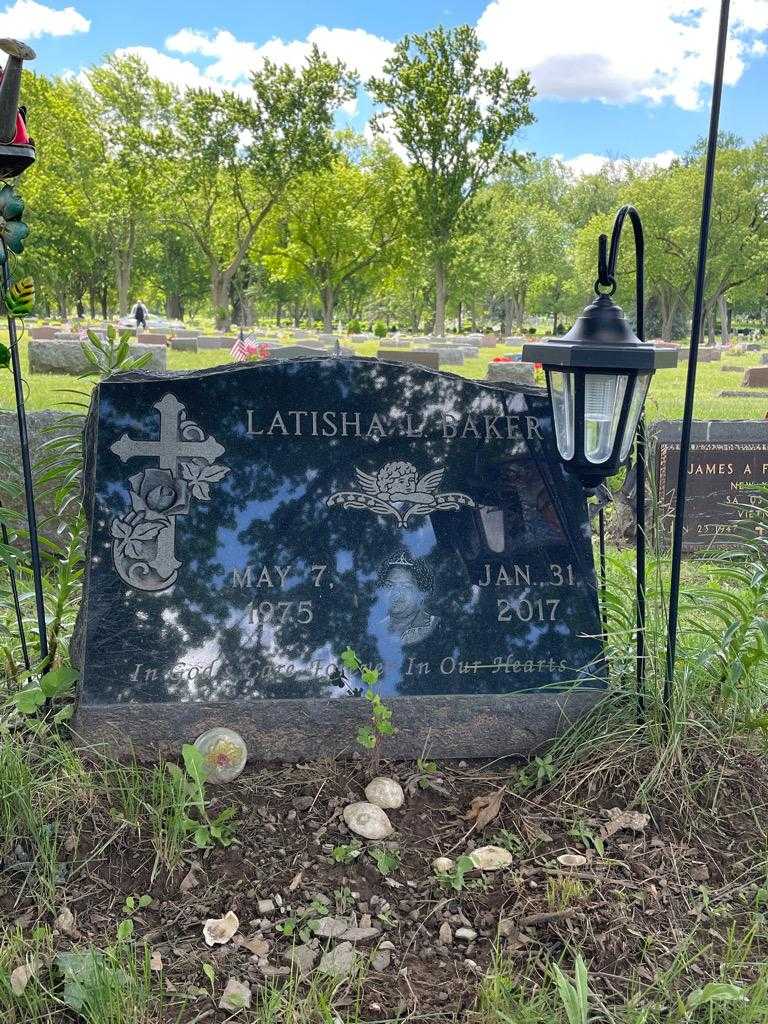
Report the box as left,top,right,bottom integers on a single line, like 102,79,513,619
76,359,605,706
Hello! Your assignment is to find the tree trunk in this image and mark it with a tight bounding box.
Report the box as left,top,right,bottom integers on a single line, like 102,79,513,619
211,269,232,331
502,295,513,337
76,297,85,319
292,300,300,327
100,281,108,320
433,261,447,337
165,293,183,320
717,293,730,345
457,300,463,334
56,289,67,319
276,301,282,326
88,286,96,319
321,285,335,333
115,251,132,316
552,310,559,335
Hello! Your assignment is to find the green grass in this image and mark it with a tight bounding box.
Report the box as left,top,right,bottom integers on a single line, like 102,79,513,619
2,331,767,421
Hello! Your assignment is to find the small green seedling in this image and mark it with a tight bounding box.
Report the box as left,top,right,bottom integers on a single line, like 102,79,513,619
341,647,394,763
166,744,238,850
13,666,78,716
369,847,401,877
332,842,362,864
437,855,475,892
122,894,152,916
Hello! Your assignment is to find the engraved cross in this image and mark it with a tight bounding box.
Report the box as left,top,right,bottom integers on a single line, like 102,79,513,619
110,393,224,472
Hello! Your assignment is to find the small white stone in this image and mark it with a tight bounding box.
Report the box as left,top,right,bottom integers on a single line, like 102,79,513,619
455,927,478,942
432,857,455,874
557,853,588,868
310,916,349,939
343,802,393,840
318,941,355,977
257,899,276,915
364,777,405,810
438,921,453,945
469,846,514,871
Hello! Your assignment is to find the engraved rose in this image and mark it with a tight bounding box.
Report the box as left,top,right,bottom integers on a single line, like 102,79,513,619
129,467,190,516
376,461,418,496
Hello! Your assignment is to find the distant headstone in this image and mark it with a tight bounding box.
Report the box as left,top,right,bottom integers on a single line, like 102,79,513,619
378,349,439,370
29,325,58,339
653,419,768,549
73,358,605,760
197,336,230,349
267,345,329,360
486,361,535,385
29,338,166,375
743,366,768,388
438,351,464,366
171,337,199,353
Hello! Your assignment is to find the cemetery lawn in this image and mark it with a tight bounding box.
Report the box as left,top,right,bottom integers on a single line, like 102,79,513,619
2,332,768,422
3,690,768,1021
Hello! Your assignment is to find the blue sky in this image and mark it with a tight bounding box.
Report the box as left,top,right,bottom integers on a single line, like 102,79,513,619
8,0,768,173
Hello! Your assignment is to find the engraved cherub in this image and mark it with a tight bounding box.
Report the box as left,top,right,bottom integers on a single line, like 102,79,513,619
327,460,475,527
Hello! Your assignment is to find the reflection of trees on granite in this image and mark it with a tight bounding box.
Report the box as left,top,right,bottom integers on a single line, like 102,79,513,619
81,360,603,705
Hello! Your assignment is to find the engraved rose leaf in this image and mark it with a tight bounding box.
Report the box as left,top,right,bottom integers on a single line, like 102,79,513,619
111,518,133,541
130,519,169,542
180,462,229,501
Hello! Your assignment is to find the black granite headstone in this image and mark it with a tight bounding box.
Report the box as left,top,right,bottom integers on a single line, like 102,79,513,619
73,359,605,759
653,419,768,549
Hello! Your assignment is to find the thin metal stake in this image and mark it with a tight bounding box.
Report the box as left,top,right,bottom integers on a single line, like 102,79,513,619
664,0,730,718
0,497,29,669
3,245,48,664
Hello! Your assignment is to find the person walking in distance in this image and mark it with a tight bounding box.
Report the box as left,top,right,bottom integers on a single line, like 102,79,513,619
134,299,148,332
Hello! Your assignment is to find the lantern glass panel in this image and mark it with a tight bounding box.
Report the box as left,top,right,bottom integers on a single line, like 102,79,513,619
548,369,575,459
584,373,628,464
619,372,651,461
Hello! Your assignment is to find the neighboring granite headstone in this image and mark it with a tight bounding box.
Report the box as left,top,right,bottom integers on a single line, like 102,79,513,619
743,366,768,388
653,419,768,548
73,358,605,760
377,349,439,370
486,361,535,385
29,338,166,375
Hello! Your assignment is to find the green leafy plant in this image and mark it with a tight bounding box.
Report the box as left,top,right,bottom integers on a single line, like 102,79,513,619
13,666,78,716
346,318,363,334
340,647,394,764
550,954,591,1024
332,842,362,864
153,744,238,866
372,320,388,338
436,854,475,892
81,324,153,376
517,753,556,791
567,821,605,858
369,846,400,877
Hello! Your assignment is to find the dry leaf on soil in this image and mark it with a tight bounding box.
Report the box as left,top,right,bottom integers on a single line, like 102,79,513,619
219,978,252,1011
234,934,270,957
149,949,163,972
203,910,239,947
465,789,505,830
54,906,80,939
599,807,651,840
10,961,39,996
179,863,203,892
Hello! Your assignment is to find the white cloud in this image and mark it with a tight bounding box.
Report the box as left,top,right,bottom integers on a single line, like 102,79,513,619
114,46,222,92
477,0,768,110
555,150,679,177
0,0,88,38
165,24,394,84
